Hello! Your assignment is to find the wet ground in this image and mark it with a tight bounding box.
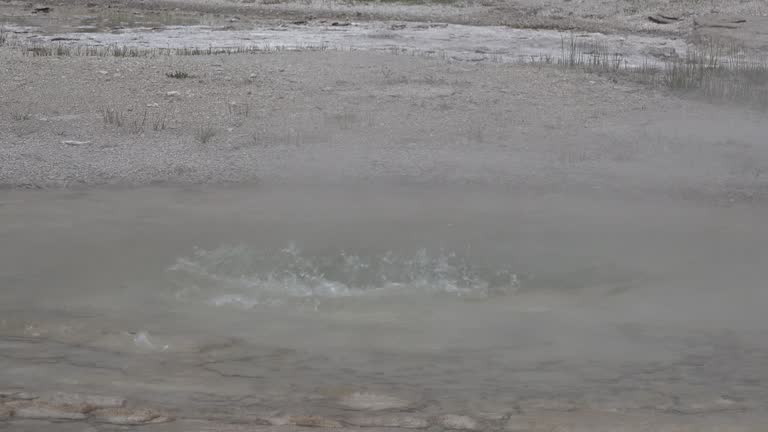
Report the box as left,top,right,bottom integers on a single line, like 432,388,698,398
1,3,687,66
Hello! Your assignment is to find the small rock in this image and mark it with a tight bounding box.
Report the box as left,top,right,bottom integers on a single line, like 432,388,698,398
98,70,108,75
165,91,181,98
41,392,125,409
436,414,479,431
91,407,173,425
346,414,429,428
390,24,407,30
331,22,351,27
288,416,343,428
249,73,258,79
62,140,91,146
5,400,89,420
147,103,160,108
338,392,415,411
33,6,51,13
292,20,308,25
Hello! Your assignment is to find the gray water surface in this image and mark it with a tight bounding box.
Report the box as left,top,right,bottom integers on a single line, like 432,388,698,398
2,185,767,418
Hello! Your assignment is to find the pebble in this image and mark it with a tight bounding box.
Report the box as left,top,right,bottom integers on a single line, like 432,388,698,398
338,392,415,411
436,414,479,431
5,400,89,420
62,140,91,146
165,91,181,97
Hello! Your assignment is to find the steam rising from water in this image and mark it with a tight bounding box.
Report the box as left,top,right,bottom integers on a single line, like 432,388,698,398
167,243,520,309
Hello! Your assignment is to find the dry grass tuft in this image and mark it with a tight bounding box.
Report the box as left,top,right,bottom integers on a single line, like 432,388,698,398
166,71,192,79
21,43,330,58
11,111,32,121
195,125,217,143
523,35,768,111
103,107,169,134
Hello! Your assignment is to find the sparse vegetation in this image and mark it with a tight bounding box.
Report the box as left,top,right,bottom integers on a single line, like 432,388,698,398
227,102,251,118
11,111,32,121
195,125,217,143
21,43,331,58
662,44,768,109
521,35,768,111
331,111,359,130
9,32,768,119
103,107,168,134
166,71,192,79
128,111,148,135
227,102,251,127
152,113,168,131
102,107,124,128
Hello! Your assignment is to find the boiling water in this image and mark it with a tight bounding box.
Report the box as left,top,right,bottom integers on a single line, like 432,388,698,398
2,184,767,417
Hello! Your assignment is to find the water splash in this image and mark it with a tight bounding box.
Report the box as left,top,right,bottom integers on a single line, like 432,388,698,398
166,243,520,309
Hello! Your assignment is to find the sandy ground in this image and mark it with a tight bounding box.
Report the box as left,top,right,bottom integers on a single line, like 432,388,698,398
1,44,767,203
